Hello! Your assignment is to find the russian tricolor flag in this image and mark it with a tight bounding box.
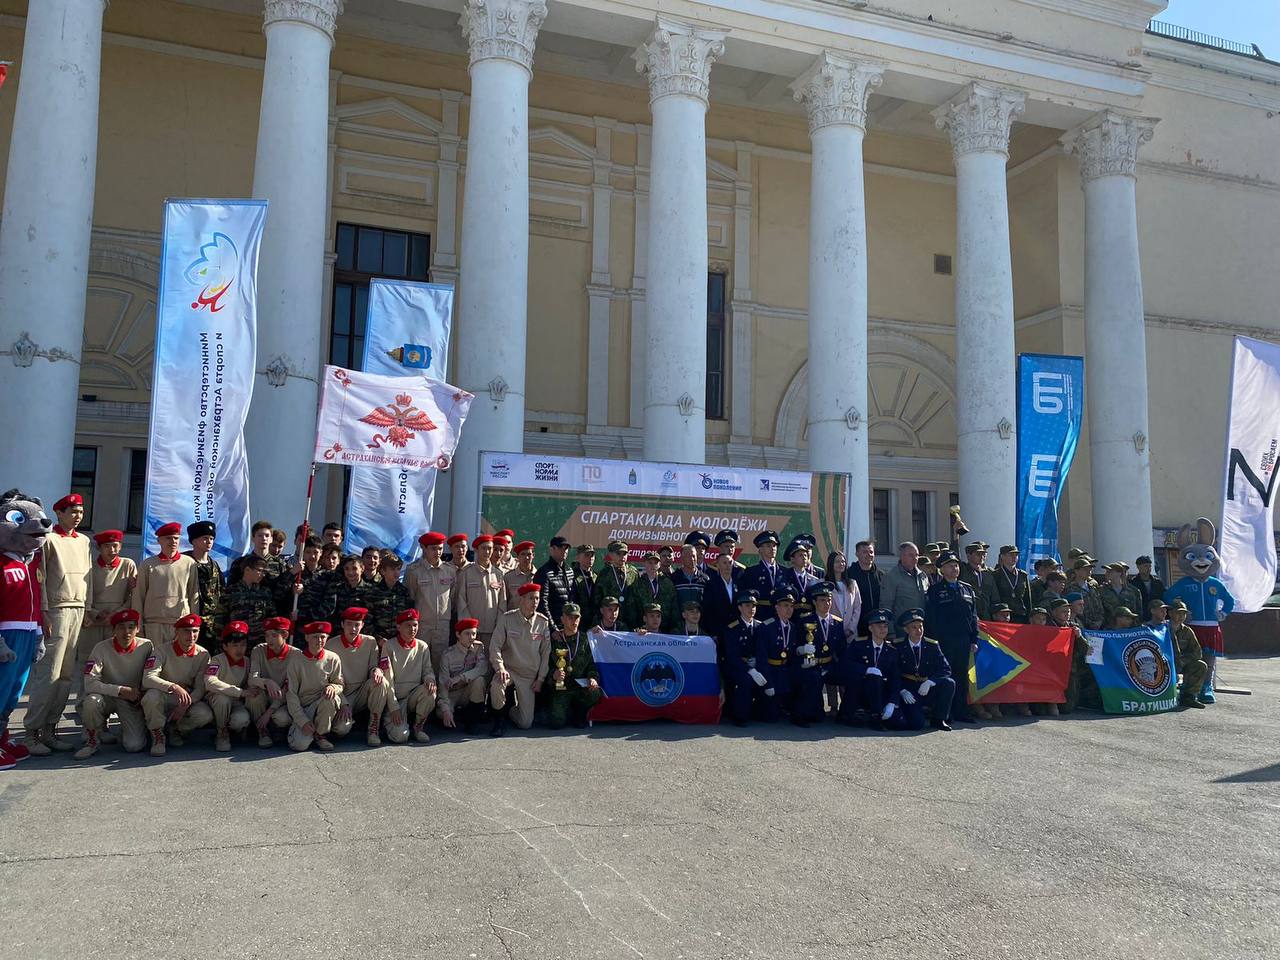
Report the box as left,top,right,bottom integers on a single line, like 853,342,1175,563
587,631,722,724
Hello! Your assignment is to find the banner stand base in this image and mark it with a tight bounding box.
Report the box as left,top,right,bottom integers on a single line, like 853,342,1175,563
1214,685,1252,696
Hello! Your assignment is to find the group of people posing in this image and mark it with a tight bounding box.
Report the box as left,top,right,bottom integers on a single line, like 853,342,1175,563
3,492,1215,766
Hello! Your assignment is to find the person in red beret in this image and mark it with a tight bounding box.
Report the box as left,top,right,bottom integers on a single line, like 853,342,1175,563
77,609,166,760
488,582,551,736
436,617,488,734
136,521,199,648
502,540,538,610
404,531,460,671
381,607,436,744
446,533,471,572
204,621,253,751
24,492,92,756
328,606,389,747
285,621,343,752
140,613,214,755
493,532,516,574
457,534,506,656
245,616,294,747
77,530,138,743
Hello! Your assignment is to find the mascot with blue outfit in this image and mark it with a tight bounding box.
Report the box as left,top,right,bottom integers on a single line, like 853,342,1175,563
1163,518,1234,704
0,489,51,768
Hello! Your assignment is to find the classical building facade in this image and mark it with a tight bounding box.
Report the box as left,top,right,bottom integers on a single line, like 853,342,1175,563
0,0,1277,570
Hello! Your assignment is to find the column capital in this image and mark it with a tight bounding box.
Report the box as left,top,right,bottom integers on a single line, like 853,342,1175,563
790,52,885,135
263,0,343,44
1064,110,1159,182
932,82,1025,160
459,0,548,74
633,17,727,107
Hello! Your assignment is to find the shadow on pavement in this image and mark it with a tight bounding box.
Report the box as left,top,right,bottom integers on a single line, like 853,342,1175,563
1214,762,1280,783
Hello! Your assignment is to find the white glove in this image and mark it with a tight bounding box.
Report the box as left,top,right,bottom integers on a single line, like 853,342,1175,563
764,687,775,697
900,689,916,705
918,679,934,696
34,639,45,662
799,643,816,655
865,666,882,678
881,702,895,721
747,668,767,688
0,639,14,664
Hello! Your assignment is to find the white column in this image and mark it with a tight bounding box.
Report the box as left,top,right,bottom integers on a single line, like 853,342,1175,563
634,18,726,464
244,0,343,526
449,0,546,532
1066,111,1159,563
586,117,614,430
0,0,108,499
933,82,1025,551
792,53,884,545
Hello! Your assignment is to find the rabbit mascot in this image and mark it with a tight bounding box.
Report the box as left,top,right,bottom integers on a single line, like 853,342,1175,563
1163,518,1234,704
0,489,51,767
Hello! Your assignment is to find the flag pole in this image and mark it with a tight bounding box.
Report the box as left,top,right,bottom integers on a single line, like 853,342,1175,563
292,462,318,620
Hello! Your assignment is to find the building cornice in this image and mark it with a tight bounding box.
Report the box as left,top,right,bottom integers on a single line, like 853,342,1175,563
1015,0,1166,31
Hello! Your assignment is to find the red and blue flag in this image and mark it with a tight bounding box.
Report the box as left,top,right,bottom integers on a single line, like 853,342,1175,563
969,621,1073,704
587,631,721,724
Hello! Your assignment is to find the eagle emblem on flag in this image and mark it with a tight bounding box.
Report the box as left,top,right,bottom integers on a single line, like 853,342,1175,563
358,393,438,449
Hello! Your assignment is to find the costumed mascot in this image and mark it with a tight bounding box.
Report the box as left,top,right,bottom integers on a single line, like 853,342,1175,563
0,489,51,767
1164,518,1234,704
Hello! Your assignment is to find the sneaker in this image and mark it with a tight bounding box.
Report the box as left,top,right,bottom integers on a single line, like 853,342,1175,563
150,732,166,757
1,731,29,763
24,731,51,757
315,737,335,752
0,748,14,771
413,725,430,744
257,734,274,748
214,731,231,752
73,735,99,761
168,730,185,748
43,726,75,753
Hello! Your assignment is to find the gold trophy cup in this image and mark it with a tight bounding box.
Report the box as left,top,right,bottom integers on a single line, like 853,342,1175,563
803,623,817,669
554,651,568,691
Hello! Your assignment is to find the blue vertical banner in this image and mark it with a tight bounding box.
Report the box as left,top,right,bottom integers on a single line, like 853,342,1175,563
343,279,454,559
1015,354,1085,571
143,199,268,561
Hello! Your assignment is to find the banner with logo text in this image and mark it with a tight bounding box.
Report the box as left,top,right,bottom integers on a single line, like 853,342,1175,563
143,199,267,561
587,631,721,723
1015,354,1084,571
343,279,454,560
1082,625,1181,714
1219,335,1280,613
478,452,848,563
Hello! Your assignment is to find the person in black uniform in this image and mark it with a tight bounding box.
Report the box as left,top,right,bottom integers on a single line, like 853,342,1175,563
737,531,782,623
923,551,980,723
839,608,901,729
721,590,768,726
790,581,841,725
893,609,955,731
756,587,797,722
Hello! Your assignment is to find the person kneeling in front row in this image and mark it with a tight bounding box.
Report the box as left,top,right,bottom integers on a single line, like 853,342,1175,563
839,608,902,730
489,583,551,736
204,621,253,751
285,622,344,752
247,617,294,746
77,609,161,760
893,609,955,732
329,606,389,746
437,615,489,734
140,613,215,755
547,604,601,730
382,608,437,743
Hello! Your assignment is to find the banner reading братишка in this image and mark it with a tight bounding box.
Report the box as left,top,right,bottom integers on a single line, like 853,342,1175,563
1082,625,1181,714
478,453,848,561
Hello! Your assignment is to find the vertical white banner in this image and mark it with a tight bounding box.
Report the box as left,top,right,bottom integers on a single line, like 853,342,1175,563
343,279,453,559
1220,336,1280,613
143,199,268,561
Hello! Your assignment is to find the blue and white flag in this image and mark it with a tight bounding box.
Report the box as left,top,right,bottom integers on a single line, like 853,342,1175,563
587,631,722,724
143,199,267,561
1015,354,1084,571
344,279,453,560
1082,625,1180,714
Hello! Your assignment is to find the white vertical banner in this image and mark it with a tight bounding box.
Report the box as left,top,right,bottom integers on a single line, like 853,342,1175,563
343,279,453,559
1220,335,1280,613
143,199,267,561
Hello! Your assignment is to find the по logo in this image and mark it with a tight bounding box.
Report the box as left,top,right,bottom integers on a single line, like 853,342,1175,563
700,473,714,490
1122,636,1172,696
631,651,685,707
185,232,239,313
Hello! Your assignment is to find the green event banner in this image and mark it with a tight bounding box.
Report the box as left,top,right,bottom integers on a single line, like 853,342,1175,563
478,452,848,562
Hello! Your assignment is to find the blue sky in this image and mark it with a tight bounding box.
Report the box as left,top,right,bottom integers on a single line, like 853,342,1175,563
1158,0,1280,59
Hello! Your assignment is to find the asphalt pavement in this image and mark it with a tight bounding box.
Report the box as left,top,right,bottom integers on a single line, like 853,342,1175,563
2,657,1277,960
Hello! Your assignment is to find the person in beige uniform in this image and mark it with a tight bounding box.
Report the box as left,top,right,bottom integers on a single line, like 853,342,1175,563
136,521,199,646
438,617,490,734
502,540,537,609
204,621,252,751
457,534,506,650
285,621,344,752
489,582,551,736
79,529,137,675
404,531,459,670
24,493,94,755
141,612,214,754
447,533,470,573
493,532,516,574
77,609,162,760
246,616,295,747
329,606,389,746
382,608,437,743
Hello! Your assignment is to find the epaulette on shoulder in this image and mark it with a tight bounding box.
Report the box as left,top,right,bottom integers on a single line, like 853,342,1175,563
727,620,739,629
831,614,843,622
762,617,777,625
924,637,940,645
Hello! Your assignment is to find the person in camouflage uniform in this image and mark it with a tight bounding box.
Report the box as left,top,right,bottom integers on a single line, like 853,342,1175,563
1167,599,1208,710
622,552,679,630
1098,562,1143,627
322,555,379,624
1050,596,1100,713
298,543,342,631
369,552,412,640
223,556,279,648
186,521,226,653
546,604,601,729
361,546,382,587
592,541,636,626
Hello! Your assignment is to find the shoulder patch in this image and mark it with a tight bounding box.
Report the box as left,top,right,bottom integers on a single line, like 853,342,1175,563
924,638,940,645
727,620,739,629
831,614,843,622
205,663,220,676
83,659,95,675
144,655,158,669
